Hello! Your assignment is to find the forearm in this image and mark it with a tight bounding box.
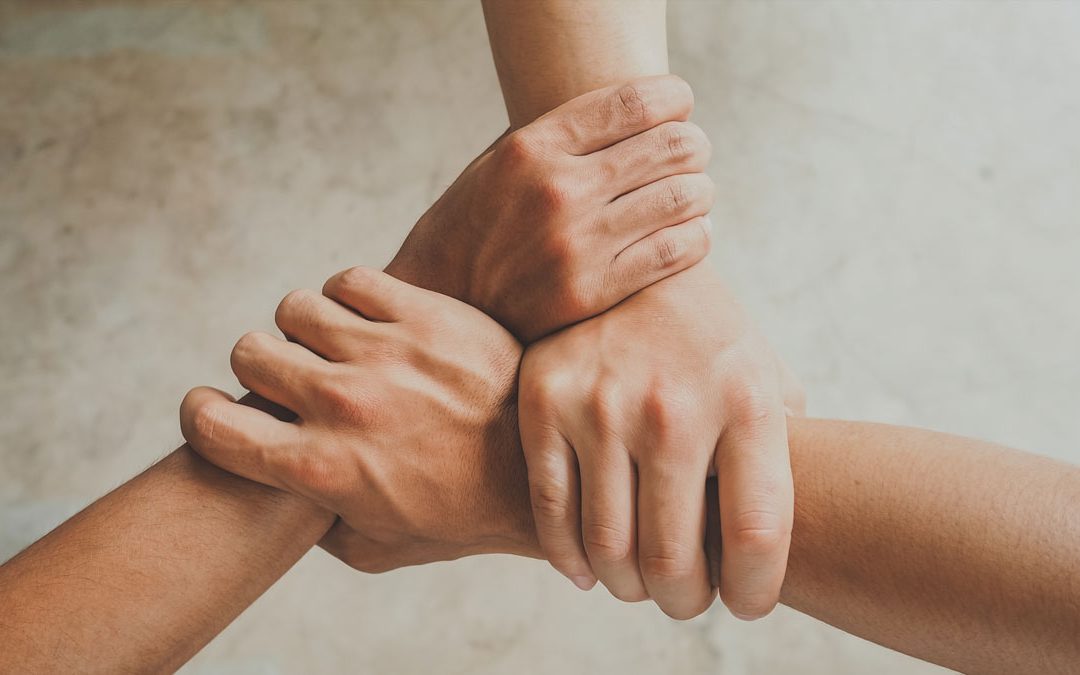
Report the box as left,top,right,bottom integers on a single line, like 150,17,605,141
481,0,669,129
0,445,334,672
782,418,1080,674
495,418,1079,672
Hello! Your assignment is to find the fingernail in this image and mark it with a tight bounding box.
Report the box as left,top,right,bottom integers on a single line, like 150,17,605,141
570,574,597,591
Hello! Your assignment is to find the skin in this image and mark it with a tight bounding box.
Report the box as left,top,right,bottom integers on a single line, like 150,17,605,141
2,267,1077,673
482,0,803,619
386,74,713,342
2,5,1074,674
185,269,1080,675
0,444,331,673
0,79,700,671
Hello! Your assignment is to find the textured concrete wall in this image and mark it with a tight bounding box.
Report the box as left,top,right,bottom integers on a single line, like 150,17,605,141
2,1,1078,673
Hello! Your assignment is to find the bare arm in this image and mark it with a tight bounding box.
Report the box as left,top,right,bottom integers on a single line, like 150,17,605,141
484,0,802,621
475,11,1077,666
481,0,669,129
186,276,1080,674
782,418,1080,674
0,444,334,672
0,71,718,671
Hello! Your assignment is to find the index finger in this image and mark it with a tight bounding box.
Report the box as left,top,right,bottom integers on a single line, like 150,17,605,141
532,75,695,155
714,400,794,620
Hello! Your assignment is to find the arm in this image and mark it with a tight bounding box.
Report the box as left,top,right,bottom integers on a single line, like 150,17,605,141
481,0,669,129
0,444,334,673
781,419,1080,675
186,272,1079,674
0,76,713,671
483,0,802,620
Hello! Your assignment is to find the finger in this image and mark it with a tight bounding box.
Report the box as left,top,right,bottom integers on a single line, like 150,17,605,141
275,288,373,362
519,417,597,591
230,331,330,414
323,266,426,323
588,121,712,198
579,442,649,602
603,216,711,306
180,386,303,494
637,449,714,619
532,75,695,155
604,173,715,248
715,396,794,620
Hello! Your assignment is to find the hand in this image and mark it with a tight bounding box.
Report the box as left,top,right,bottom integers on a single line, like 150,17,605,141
518,263,805,620
386,74,714,342
180,267,537,572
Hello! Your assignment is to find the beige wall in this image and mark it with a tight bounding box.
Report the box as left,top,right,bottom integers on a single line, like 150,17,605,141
2,1,1078,672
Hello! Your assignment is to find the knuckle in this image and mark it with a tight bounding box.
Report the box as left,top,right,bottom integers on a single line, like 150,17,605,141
640,542,697,583
275,288,319,327
727,510,791,556
231,331,268,365
313,373,371,423
187,399,225,448
666,178,693,212
642,383,697,440
615,82,650,125
521,368,568,414
585,380,621,432
661,123,692,161
334,265,379,294
498,129,539,166
728,384,779,430
530,481,573,524
583,520,634,564
653,231,689,271
535,174,576,211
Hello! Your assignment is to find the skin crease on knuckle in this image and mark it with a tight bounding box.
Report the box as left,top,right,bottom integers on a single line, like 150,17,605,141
535,174,577,214
726,379,781,432
530,480,573,530
336,265,384,298
726,509,791,557
230,331,265,365
662,123,693,163
639,540,699,585
615,82,650,127
582,519,634,567
641,382,701,444
275,288,318,327
666,178,692,214
495,128,542,172
189,399,226,452
652,234,687,271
